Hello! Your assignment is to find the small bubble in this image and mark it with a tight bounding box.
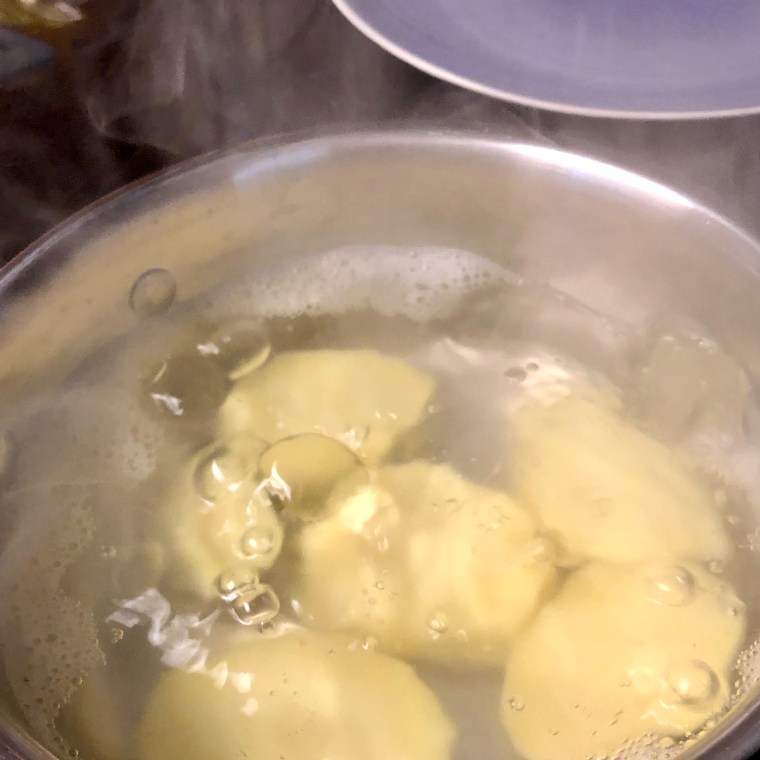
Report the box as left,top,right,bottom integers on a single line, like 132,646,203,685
241,526,276,560
646,565,696,607
505,367,528,382
257,620,276,635
667,660,719,704
375,581,385,591
194,443,253,503
216,567,259,602
727,514,741,526
100,545,117,560
110,628,124,644
360,636,378,652
509,697,525,711
230,584,280,626
198,319,272,381
658,736,676,749
427,613,449,636
129,268,176,317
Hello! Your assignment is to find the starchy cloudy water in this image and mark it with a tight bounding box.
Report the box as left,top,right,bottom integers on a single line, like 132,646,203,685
0,245,758,760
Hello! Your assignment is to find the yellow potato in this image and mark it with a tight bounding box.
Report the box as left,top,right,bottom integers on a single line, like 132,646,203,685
293,462,556,667
219,350,435,463
138,631,455,760
511,395,731,564
502,562,746,760
159,434,283,601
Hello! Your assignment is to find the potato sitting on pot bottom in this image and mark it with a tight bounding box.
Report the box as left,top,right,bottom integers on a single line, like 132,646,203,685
502,562,746,760
510,394,731,565
218,349,436,464
138,631,455,760
292,461,556,667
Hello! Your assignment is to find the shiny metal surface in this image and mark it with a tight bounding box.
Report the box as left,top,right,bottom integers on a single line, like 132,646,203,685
1,130,760,759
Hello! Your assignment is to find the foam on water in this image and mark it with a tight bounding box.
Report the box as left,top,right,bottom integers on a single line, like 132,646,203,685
212,245,514,321
0,486,102,755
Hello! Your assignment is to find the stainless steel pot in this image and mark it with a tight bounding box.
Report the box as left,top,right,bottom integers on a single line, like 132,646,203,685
1,130,760,760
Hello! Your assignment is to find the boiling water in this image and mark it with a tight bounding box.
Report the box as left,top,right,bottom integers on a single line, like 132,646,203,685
1,246,759,760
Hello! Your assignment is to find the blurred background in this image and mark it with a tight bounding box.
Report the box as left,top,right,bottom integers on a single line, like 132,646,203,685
2,0,760,266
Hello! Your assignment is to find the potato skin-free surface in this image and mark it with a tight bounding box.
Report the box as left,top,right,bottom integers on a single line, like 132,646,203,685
220,349,436,464
502,561,746,760
512,395,731,564
294,461,556,667
138,632,455,760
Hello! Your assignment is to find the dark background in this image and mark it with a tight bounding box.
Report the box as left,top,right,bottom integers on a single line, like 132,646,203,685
3,0,760,267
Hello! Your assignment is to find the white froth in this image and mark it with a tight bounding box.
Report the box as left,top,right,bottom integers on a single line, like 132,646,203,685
214,245,512,320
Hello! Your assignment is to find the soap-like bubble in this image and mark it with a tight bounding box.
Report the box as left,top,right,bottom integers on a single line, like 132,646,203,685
646,565,696,607
129,269,177,317
229,584,280,627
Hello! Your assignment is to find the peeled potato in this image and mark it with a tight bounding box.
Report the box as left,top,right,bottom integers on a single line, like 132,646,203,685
502,562,746,760
158,434,283,601
138,631,455,760
293,462,556,667
219,350,435,463
511,394,731,564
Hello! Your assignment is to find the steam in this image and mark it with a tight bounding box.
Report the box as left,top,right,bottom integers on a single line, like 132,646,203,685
4,0,760,264
0,63,165,264
81,0,427,157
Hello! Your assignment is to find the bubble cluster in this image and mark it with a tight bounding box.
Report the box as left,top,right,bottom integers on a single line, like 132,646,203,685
733,635,760,700
214,564,280,627
215,567,259,602
210,246,511,322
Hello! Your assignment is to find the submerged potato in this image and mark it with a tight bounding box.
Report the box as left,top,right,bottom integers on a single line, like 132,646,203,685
219,349,435,463
511,394,731,564
138,632,454,760
159,434,284,601
502,562,746,760
293,462,556,667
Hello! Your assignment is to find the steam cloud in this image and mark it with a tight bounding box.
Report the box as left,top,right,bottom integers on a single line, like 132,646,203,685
3,0,760,264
